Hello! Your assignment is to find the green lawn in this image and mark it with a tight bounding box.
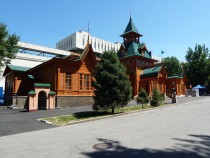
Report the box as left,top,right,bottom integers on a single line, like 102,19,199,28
39,104,161,126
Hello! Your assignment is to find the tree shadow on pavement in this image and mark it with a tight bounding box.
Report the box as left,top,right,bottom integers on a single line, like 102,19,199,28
82,134,210,158
73,111,111,119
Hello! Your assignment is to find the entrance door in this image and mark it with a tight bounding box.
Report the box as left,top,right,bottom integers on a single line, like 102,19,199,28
38,91,47,110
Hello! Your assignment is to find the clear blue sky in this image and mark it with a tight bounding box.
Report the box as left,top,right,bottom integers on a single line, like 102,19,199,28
1,0,210,61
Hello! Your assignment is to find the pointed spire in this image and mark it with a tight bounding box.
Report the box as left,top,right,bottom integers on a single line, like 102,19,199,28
130,16,132,22
120,16,141,37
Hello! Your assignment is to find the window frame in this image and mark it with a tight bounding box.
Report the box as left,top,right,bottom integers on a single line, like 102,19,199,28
65,72,72,90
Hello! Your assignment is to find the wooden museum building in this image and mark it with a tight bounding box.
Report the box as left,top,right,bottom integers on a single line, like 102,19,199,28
3,17,188,111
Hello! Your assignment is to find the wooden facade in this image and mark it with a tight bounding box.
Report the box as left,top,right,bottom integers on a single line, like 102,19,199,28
140,67,167,95
3,43,97,107
117,16,188,97
3,17,189,108
166,76,188,97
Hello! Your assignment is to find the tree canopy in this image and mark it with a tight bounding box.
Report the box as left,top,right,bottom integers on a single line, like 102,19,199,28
184,44,210,87
0,22,19,68
162,56,181,76
92,50,132,114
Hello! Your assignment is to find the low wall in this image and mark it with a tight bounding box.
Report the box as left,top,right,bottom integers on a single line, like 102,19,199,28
12,96,28,108
7,95,94,109
56,96,94,108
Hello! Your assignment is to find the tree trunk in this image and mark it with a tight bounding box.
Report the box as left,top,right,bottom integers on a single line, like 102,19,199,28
112,107,115,114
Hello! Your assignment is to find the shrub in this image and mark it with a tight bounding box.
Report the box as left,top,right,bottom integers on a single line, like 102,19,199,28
137,88,149,108
150,87,162,107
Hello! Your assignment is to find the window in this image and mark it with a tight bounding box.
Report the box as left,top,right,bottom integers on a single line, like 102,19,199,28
65,73,72,90
80,74,83,90
84,74,90,90
79,73,91,90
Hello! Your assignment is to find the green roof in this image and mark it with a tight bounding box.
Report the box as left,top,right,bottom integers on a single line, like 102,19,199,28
34,83,51,88
141,66,162,78
120,42,151,59
168,75,183,79
28,75,35,79
121,17,140,36
28,90,36,95
49,91,56,95
8,65,31,72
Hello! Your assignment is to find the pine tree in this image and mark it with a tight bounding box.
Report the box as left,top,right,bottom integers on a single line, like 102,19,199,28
137,88,149,108
150,87,162,107
0,22,19,68
93,50,132,114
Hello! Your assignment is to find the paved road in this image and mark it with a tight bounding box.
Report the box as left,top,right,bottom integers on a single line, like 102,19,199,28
0,98,210,158
0,99,146,137
0,105,92,136
0,97,208,137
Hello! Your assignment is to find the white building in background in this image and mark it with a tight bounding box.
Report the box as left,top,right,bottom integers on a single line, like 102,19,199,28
56,30,121,54
56,30,161,62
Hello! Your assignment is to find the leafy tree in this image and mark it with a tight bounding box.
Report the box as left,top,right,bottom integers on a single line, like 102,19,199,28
137,88,149,108
162,56,181,76
184,44,209,87
150,87,162,107
93,50,132,114
205,76,210,93
0,22,19,68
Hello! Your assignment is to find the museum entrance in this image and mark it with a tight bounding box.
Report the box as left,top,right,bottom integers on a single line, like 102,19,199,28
38,91,47,110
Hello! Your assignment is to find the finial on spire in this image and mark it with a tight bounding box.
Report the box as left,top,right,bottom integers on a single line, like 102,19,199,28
130,10,132,21
87,22,90,43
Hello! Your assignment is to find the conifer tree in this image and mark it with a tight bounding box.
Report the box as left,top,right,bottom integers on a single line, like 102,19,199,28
93,50,132,114
150,87,162,107
137,88,149,108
